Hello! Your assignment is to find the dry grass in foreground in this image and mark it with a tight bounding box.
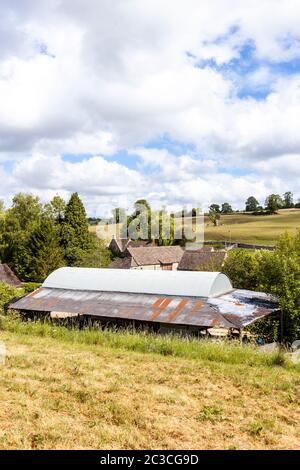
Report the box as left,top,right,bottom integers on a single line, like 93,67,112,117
0,324,299,450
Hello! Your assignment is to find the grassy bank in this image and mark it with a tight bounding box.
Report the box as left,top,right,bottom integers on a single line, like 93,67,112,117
0,316,292,368
0,317,299,450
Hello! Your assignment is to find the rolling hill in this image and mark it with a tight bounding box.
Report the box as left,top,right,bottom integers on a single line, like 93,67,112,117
90,209,300,246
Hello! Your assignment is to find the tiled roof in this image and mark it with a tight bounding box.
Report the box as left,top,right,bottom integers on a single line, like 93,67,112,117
178,251,226,271
115,238,131,252
110,238,151,253
127,245,184,266
109,257,137,269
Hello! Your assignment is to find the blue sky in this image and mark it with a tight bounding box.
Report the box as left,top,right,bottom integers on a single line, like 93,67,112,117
0,0,300,216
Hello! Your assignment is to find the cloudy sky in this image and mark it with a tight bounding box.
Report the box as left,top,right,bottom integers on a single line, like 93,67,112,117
0,0,300,215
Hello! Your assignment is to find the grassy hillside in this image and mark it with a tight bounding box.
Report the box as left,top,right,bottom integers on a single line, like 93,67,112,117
90,209,300,246
0,317,299,450
203,209,300,245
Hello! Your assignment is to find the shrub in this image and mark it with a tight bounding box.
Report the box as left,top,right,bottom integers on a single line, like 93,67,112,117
0,282,23,313
23,282,41,294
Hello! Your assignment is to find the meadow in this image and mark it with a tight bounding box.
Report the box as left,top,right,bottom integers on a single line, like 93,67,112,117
90,209,300,246
0,316,299,450
203,209,300,245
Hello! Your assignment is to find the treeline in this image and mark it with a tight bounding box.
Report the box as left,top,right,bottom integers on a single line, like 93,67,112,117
245,191,299,214
0,193,111,282
207,191,300,216
223,231,300,342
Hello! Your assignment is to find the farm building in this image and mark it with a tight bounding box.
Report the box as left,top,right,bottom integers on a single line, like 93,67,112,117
178,250,227,272
9,267,279,339
0,264,22,288
108,237,151,257
110,245,184,270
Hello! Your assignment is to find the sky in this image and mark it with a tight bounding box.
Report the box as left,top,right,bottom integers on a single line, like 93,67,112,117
0,0,300,216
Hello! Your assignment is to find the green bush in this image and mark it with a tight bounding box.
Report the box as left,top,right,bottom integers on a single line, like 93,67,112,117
23,282,41,294
0,282,23,313
223,231,300,342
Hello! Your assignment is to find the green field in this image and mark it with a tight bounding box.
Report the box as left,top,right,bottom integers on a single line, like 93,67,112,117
203,209,300,245
0,317,299,449
90,209,300,246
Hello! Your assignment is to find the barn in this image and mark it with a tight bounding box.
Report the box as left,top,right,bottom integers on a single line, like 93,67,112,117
9,267,279,339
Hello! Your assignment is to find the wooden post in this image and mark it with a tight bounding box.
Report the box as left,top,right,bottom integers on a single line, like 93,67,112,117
239,328,243,344
280,309,284,344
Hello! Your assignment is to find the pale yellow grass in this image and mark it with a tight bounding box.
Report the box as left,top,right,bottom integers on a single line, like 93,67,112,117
89,209,300,246
0,331,299,450
89,223,123,244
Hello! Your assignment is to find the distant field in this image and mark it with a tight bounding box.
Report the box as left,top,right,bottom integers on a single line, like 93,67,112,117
90,209,300,246
0,318,299,450
89,223,122,243
203,209,300,245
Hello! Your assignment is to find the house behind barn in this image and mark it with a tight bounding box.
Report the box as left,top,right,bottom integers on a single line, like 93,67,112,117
109,237,151,257
178,250,227,272
0,264,22,288
110,245,184,270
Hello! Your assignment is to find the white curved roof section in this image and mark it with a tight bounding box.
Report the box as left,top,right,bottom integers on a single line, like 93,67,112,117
43,268,233,298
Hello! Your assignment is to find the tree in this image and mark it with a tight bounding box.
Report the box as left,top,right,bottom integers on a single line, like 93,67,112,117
209,204,220,213
221,202,233,214
77,237,111,268
151,210,175,246
223,249,260,290
111,207,126,224
0,282,22,313
283,191,294,209
223,232,300,342
133,199,151,213
128,199,152,240
0,193,43,277
6,193,42,231
61,193,93,265
208,209,220,226
245,196,259,212
44,195,66,223
25,217,65,282
0,200,5,256
265,194,283,214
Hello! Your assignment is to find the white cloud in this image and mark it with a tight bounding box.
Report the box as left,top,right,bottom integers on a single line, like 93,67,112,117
0,1,300,211
1,150,297,216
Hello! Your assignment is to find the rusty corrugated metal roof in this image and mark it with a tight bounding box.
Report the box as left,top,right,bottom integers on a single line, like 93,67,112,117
9,287,279,329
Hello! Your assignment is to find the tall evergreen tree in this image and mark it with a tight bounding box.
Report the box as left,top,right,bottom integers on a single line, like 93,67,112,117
26,217,65,282
61,193,92,265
